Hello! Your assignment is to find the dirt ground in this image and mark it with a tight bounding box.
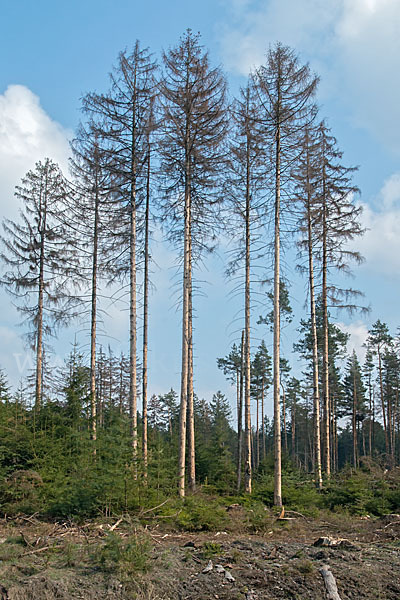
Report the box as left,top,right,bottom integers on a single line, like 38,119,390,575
0,510,400,599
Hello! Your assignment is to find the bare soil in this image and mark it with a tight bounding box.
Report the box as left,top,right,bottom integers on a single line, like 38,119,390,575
0,511,400,599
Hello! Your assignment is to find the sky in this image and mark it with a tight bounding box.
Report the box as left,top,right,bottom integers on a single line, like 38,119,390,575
1,0,400,416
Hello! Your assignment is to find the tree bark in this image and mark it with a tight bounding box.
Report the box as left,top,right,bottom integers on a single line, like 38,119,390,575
353,368,357,468
244,157,252,493
291,391,296,462
282,383,288,454
306,173,323,489
273,120,282,506
378,349,389,458
321,170,330,476
187,226,196,492
320,565,342,600
178,151,191,497
256,393,260,469
89,158,99,449
243,104,253,493
129,186,138,470
142,147,150,482
35,170,49,414
237,330,244,492
262,375,266,460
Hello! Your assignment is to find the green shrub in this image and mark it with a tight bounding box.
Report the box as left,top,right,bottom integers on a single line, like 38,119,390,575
93,532,151,575
296,559,315,575
202,542,223,558
175,496,229,531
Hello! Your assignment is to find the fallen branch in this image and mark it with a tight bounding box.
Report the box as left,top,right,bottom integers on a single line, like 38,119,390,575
141,510,181,520
18,513,40,524
320,564,342,600
382,521,400,530
139,499,169,516
109,517,123,531
285,510,309,521
22,545,53,556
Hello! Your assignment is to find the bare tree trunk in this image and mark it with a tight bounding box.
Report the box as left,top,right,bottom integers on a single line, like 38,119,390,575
129,102,138,474
306,188,323,489
35,232,45,412
178,160,191,497
129,193,138,472
273,122,282,506
372,387,375,454
334,398,339,472
119,357,124,415
35,177,47,413
256,394,260,469
332,394,337,473
282,383,288,454
368,377,372,456
322,180,330,477
244,136,252,494
262,375,266,460
353,369,357,468
89,176,99,449
387,382,394,464
237,330,244,492
362,422,366,457
187,228,196,492
291,392,296,462
142,148,150,482
378,350,389,458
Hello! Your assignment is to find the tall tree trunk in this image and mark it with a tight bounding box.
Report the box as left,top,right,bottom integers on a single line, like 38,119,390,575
353,368,357,468
282,383,288,454
368,376,373,456
387,379,394,464
378,350,389,458
89,185,99,447
256,394,260,469
142,148,150,482
273,121,282,506
306,185,323,489
178,158,191,498
291,392,296,462
262,375,266,460
119,357,124,415
35,177,47,413
372,387,375,455
244,132,252,494
129,193,138,470
362,422,366,457
35,231,45,413
129,105,138,473
187,227,196,492
237,330,244,492
321,173,330,477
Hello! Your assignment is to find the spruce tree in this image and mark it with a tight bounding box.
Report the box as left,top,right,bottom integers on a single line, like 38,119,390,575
254,43,318,505
158,30,227,496
83,42,157,466
1,159,78,410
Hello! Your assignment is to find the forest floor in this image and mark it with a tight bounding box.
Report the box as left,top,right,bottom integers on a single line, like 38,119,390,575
1,508,400,599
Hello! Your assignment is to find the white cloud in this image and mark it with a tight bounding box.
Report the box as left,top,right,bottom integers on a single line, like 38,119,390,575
219,0,400,153
356,172,400,276
337,320,368,361
379,173,400,210
0,85,71,220
219,0,337,76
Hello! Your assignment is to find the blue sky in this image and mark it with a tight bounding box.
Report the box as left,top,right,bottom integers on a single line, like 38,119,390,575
1,0,400,416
